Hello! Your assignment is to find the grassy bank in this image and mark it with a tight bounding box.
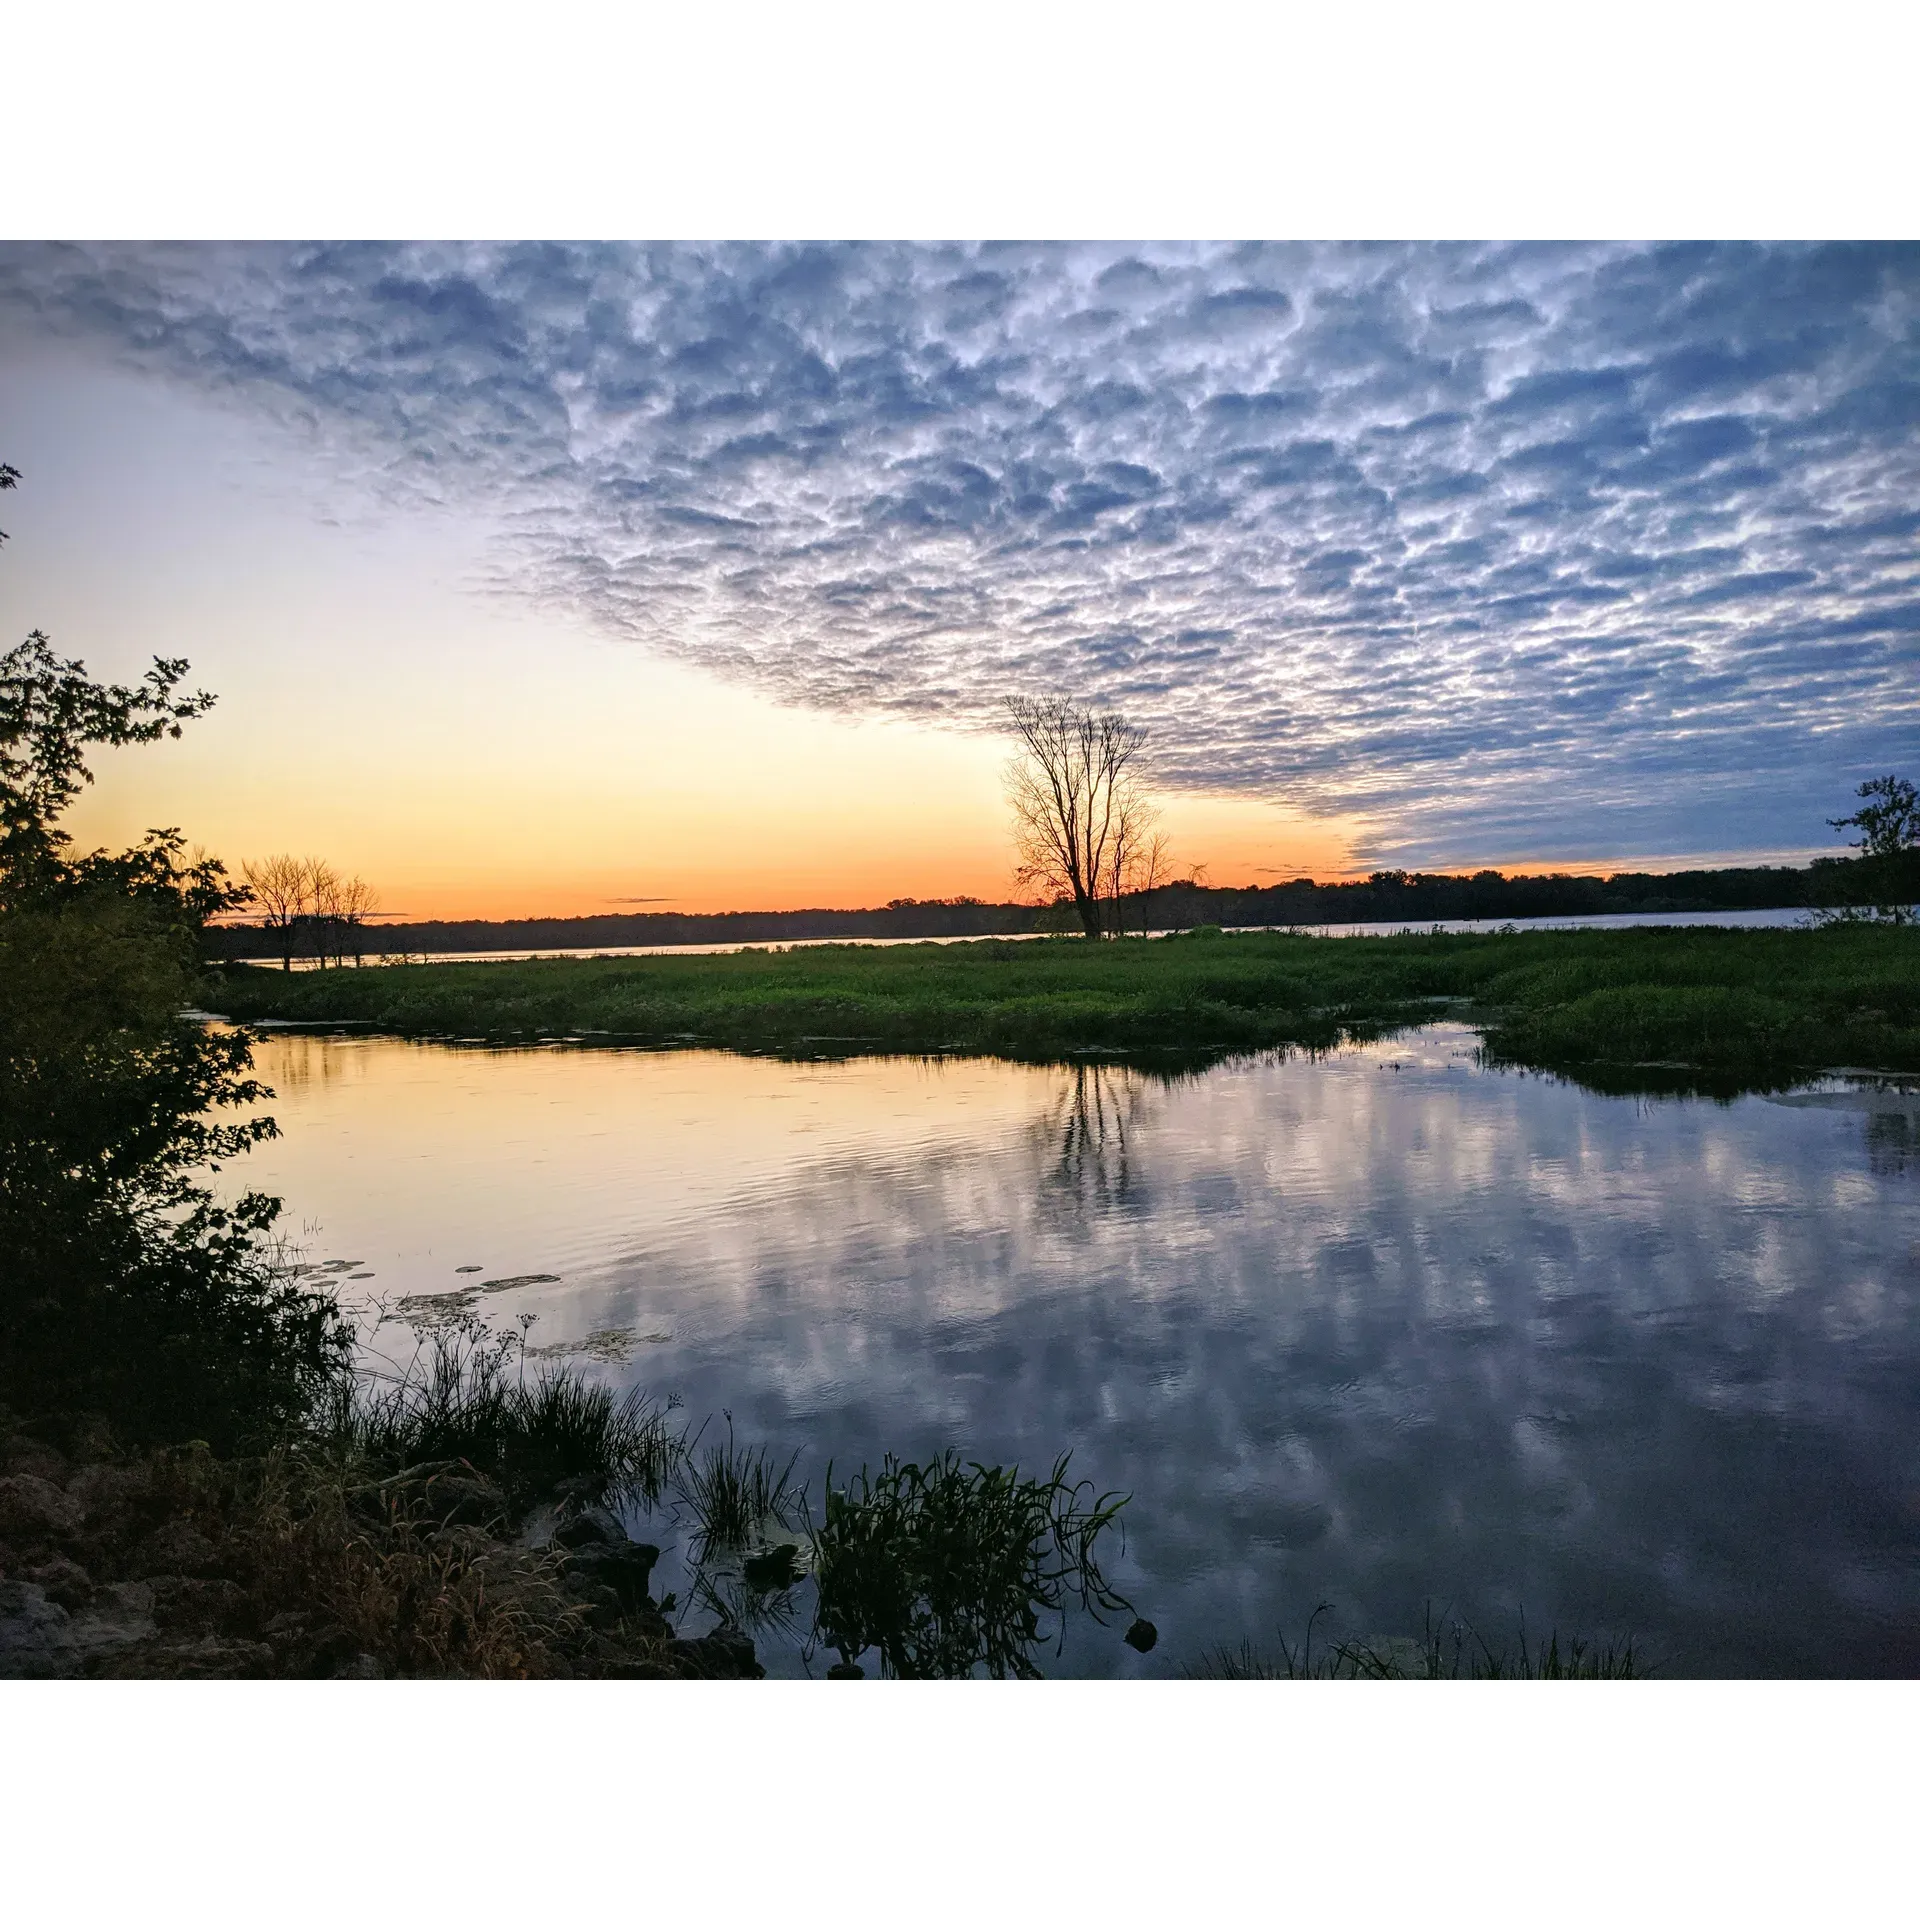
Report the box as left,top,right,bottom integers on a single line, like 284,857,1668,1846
200,923,1920,1088
0,1321,1144,1680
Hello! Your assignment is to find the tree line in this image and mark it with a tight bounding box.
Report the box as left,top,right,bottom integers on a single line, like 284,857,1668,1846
198,853,1909,961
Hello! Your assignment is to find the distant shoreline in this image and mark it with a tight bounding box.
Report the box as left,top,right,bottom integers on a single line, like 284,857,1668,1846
202,859,1867,962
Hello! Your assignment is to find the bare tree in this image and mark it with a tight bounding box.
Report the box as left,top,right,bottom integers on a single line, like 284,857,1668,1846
307,860,343,968
1004,696,1161,940
242,853,312,970
1126,829,1173,935
334,874,380,967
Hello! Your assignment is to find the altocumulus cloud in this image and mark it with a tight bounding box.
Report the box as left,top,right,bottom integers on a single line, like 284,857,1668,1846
2,241,1915,865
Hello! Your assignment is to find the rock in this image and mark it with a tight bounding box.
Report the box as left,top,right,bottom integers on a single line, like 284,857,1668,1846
668,1625,762,1679
742,1542,802,1591
565,1540,659,1605
297,1626,367,1679
0,1439,70,1486
25,1554,93,1612
1124,1618,1159,1654
102,1633,276,1680
133,1519,221,1577
414,1470,508,1529
147,1575,249,1634
259,1611,348,1679
0,1580,79,1678
579,1630,674,1679
827,1660,866,1679
553,1505,627,1552
561,1570,624,1628
64,1463,139,1526
0,1475,83,1543
72,1582,157,1662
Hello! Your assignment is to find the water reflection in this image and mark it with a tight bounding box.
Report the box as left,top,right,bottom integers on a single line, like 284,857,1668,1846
229,1027,1920,1676
1040,1064,1151,1219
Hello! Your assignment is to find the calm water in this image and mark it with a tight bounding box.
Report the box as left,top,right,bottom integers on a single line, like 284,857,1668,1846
227,1027,1920,1676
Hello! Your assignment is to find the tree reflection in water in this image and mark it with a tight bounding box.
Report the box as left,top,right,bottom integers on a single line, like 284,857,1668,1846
1040,1063,1148,1219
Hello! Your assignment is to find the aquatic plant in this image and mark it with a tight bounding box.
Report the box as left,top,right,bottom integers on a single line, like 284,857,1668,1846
1187,1605,1639,1679
672,1413,804,1554
808,1450,1133,1678
317,1320,683,1510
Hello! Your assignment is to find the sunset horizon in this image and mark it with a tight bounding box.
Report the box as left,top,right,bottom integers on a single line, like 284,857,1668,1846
7,241,1911,923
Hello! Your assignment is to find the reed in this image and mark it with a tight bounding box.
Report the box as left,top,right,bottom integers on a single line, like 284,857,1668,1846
672,1413,804,1555
316,1320,684,1511
1187,1605,1639,1679
808,1450,1133,1678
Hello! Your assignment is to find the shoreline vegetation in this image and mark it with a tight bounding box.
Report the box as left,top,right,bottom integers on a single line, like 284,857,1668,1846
0,1321,1142,1680
199,922,1920,1093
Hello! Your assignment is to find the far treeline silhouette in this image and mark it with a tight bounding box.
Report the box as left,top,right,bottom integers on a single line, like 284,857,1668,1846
200,855,1915,962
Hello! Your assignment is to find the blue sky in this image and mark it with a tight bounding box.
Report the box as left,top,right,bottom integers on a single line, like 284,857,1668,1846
2,240,1915,890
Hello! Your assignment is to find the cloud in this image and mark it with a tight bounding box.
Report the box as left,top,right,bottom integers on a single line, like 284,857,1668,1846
2,239,1915,866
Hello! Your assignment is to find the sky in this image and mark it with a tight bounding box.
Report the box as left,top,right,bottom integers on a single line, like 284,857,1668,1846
1,241,1915,919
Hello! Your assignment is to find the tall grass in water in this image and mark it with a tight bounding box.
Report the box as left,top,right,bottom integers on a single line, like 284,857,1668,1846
672,1413,803,1553
1188,1606,1638,1679
809,1451,1134,1678
316,1321,683,1511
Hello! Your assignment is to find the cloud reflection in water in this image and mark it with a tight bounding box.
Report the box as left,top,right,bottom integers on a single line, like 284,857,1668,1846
245,1029,1920,1675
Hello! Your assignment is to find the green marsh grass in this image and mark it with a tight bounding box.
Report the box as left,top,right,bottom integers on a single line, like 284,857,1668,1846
203,922,1920,1091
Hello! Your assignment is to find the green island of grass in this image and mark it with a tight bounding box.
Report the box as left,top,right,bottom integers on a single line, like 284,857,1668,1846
200,921,1920,1092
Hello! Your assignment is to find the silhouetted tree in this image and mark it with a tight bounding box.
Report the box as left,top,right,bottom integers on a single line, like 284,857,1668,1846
243,853,313,970
2,632,216,902
1821,774,1919,926
308,859,343,967
1830,775,1919,858
305,862,379,967
1004,695,1161,940
334,874,379,967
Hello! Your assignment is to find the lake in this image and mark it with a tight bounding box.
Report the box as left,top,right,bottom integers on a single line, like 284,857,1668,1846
226,1025,1920,1676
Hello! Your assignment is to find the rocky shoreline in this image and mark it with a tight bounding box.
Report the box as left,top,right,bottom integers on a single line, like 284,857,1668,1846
0,1436,760,1680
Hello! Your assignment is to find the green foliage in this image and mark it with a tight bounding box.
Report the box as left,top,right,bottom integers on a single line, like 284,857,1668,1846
673,1413,802,1554
318,1321,684,1510
0,867,347,1447
0,467,343,1447
204,921,1920,1091
809,1451,1132,1677
1829,774,1919,859
0,833,265,1366
1,629,216,895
